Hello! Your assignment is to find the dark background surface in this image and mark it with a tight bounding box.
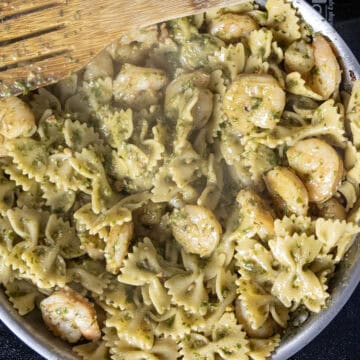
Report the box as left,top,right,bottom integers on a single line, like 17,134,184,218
0,1,360,359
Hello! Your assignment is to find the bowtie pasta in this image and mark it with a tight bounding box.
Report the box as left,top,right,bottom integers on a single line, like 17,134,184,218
0,0,359,359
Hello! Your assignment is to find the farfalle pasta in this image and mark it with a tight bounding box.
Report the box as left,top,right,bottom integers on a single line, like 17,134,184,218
0,1,359,359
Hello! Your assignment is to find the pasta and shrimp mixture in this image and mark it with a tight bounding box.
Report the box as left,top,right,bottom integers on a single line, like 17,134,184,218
0,0,360,359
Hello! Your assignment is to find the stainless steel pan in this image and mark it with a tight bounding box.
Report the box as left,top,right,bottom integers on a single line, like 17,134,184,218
0,1,359,359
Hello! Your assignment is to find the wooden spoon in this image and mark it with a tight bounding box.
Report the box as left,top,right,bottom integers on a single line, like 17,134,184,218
0,0,242,96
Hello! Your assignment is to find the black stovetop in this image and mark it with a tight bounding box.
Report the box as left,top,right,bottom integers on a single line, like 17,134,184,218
0,1,359,359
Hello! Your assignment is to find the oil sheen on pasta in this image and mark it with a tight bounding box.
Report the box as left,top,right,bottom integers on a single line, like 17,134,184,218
0,0,360,359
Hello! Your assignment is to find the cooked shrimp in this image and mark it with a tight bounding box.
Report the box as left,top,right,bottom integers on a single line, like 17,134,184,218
84,51,114,81
310,34,341,99
105,221,134,274
285,40,315,75
208,14,258,42
0,96,36,139
170,205,222,257
113,25,158,47
113,64,169,109
223,74,286,136
235,297,278,338
317,198,346,220
286,138,344,203
165,71,213,128
264,167,309,216
165,71,210,98
40,287,101,343
192,88,214,130
108,25,158,65
237,190,275,238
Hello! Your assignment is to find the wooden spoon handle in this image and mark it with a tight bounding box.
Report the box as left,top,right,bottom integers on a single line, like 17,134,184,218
0,0,242,96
